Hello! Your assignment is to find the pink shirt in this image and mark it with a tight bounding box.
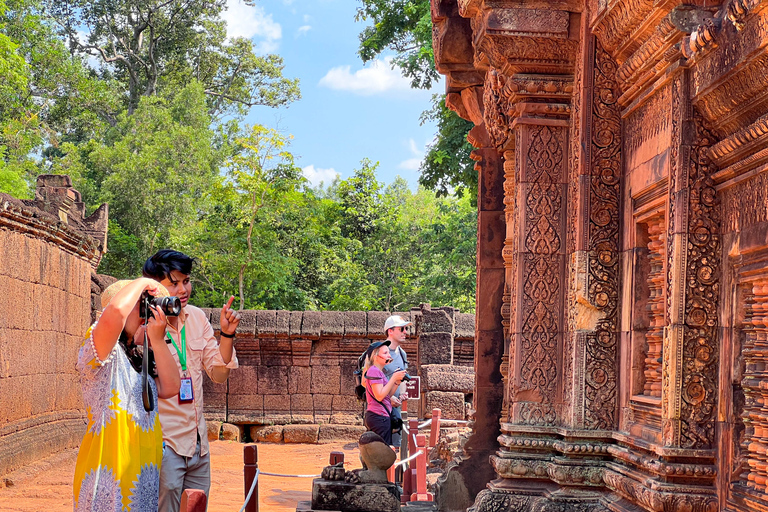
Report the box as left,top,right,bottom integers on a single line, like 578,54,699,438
364,366,392,417
159,305,238,457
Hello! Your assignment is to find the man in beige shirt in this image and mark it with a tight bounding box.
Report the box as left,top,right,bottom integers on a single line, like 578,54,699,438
144,250,241,512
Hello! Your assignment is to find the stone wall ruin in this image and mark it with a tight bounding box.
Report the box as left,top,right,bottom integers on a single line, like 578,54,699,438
0,175,106,477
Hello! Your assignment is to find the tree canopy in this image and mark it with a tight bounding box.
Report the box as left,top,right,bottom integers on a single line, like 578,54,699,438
356,0,477,200
0,0,477,313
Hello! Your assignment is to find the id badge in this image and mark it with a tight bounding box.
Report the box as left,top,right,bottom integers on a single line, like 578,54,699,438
179,377,194,404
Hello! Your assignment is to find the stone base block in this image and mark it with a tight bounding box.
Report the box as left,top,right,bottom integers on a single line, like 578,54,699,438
221,423,243,442
318,425,366,443
207,420,222,441
251,425,284,443
420,365,474,393
329,413,363,426
424,391,465,420
284,424,319,444
311,479,400,512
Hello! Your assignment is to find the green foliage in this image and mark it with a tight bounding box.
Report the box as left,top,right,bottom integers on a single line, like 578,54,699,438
356,0,437,89
420,94,477,202
355,0,474,197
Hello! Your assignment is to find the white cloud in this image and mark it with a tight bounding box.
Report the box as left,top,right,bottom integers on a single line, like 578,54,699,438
398,138,425,171
318,57,413,96
303,14,312,23
223,0,282,53
303,165,339,188
296,25,312,36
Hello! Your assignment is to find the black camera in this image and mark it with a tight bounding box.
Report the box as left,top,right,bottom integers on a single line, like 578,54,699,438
139,291,182,319
396,367,412,382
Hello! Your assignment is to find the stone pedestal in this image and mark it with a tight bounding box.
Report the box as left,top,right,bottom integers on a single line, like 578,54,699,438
307,480,400,512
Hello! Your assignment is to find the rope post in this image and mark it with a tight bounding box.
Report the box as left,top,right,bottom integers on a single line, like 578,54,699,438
410,434,433,502
180,489,207,512
329,451,344,465
429,408,442,448
402,418,419,503
244,444,259,512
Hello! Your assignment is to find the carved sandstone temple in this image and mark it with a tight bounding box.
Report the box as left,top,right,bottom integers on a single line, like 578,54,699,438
431,1,768,511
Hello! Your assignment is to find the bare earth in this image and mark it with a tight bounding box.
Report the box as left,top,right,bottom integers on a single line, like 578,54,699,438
0,440,361,512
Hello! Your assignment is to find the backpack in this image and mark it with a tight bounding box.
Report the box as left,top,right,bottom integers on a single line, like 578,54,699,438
353,346,408,401
354,350,368,401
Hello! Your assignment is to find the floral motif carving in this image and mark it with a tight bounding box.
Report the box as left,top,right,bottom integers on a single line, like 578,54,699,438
679,111,721,450
483,68,510,148
591,0,655,55
584,38,622,430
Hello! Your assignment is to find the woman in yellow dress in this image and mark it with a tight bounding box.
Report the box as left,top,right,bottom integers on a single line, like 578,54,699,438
73,278,181,512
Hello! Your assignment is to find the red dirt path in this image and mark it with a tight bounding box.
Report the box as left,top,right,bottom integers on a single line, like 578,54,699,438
0,440,361,512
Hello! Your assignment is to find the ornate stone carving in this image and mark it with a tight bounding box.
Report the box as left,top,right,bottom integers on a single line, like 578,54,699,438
603,470,718,512
643,214,666,398
736,279,768,494
583,39,622,430
468,489,531,512
483,68,510,148
678,111,721,450
591,0,655,55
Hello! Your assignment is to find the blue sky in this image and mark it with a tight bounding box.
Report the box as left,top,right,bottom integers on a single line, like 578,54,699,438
221,0,444,188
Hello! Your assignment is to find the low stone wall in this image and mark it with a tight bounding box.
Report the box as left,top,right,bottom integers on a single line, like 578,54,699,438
0,179,106,477
200,309,475,426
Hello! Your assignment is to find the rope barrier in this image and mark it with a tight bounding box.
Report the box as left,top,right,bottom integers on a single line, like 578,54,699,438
259,471,321,478
418,419,432,429
395,450,423,468
238,468,259,512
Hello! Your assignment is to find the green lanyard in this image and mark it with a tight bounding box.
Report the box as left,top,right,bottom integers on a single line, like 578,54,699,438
167,325,187,372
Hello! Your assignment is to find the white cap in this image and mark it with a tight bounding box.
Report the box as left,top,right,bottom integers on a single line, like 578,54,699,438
384,315,412,331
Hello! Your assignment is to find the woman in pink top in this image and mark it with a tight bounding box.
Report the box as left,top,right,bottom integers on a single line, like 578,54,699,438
362,341,407,445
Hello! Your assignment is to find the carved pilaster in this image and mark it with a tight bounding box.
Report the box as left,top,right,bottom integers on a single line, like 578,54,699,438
501,148,516,423
662,73,721,449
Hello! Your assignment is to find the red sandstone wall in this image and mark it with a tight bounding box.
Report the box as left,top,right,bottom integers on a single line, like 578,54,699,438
0,198,96,477
200,309,475,425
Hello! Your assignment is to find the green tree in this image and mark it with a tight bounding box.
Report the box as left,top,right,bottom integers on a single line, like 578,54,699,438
356,0,476,199
45,0,299,118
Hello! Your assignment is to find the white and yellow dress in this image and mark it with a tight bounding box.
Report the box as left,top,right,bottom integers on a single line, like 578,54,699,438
73,323,164,512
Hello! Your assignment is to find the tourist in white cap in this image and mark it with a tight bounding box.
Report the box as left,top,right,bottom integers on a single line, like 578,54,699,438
381,314,412,448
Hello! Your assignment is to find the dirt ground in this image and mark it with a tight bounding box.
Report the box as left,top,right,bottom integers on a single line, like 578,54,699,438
0,440,362,512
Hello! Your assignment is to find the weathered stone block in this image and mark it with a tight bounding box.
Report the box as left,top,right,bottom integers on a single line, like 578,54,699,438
420,365,474,393
283,424,319,444
320,310,344,337
207,420,222,441
275,310,290,336
291,394,314,413
367,311,390,338
311,365,341,395
318,424,366,442
289,311,304,336
258,365,288,394
332,395,361,414
221,423,243,442
330,413,363,426
288,366,312,394
418,332,453,365
226,395,263,422
292,339,312,367
314,394,334,414
343,311,367,336
251,425,284,443
228,366,259,395
302,311,321,338
264,394,291,413
424,391,465,420
455,313,475,339
418,307,454,334
311,339,339,366
256,310,277,336
259,338,292,366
